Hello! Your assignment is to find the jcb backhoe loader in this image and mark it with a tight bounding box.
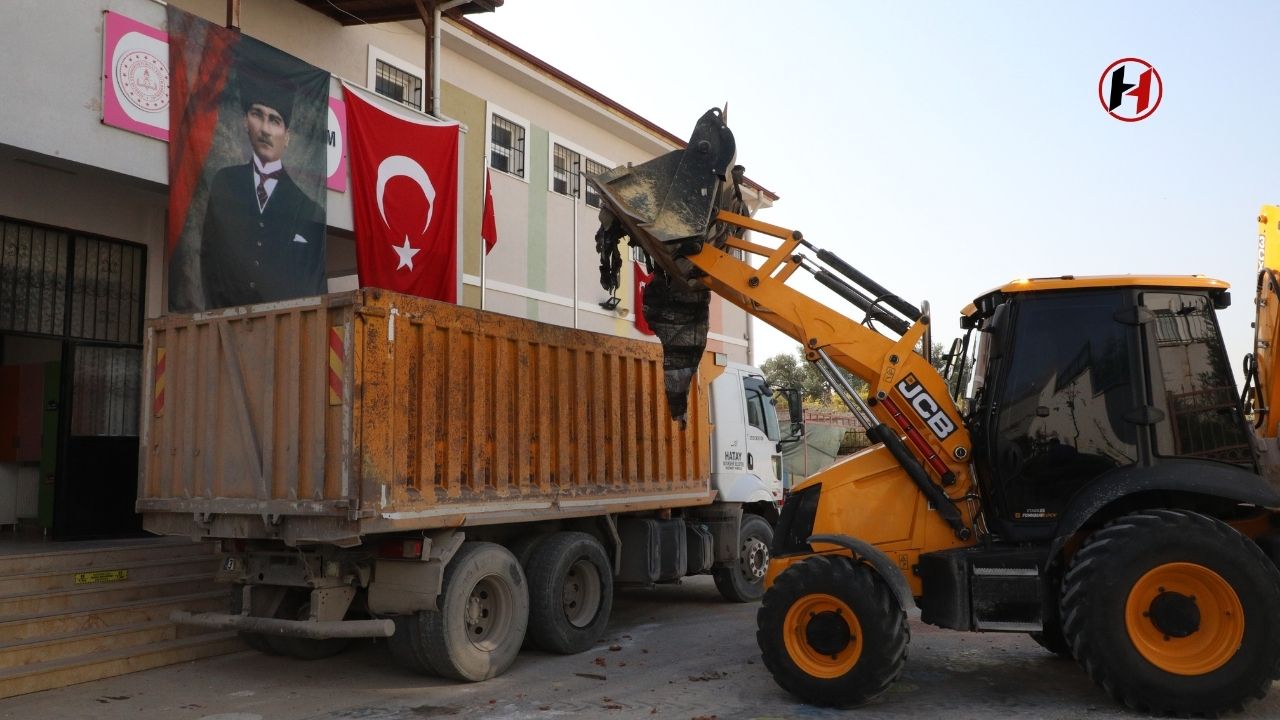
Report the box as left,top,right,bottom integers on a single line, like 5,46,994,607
589,107,1280,716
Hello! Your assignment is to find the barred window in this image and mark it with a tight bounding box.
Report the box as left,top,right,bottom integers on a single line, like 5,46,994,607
584,158,609,208
553,144,581,198
490,114,526,178
374,59,423,111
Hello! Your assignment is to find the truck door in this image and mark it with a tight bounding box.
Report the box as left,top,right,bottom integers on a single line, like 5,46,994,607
711,368,783,504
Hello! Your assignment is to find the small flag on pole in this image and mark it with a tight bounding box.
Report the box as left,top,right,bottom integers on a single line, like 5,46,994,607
482,168,498,254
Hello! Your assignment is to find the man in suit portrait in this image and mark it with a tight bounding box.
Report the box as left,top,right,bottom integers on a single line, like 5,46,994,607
199,69,327,309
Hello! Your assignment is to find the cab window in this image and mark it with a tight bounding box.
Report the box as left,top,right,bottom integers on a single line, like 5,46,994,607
744,376,781,442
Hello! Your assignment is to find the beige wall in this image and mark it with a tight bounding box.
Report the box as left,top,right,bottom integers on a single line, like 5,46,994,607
0,0,755,363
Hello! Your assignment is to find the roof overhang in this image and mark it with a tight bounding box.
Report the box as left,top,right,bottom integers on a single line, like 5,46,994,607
292,0,501,26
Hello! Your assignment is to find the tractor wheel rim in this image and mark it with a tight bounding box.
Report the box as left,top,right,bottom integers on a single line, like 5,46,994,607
782,593,862,678
1124,561,1244,676
562,557,603,628
465,574,513,651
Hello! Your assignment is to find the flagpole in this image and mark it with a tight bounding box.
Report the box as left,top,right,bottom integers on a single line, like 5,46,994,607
480,170,487,311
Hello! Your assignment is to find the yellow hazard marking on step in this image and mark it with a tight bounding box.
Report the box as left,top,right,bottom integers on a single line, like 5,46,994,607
74,569,129,585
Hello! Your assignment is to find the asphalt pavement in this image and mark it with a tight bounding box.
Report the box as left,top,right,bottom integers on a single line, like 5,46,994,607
2,576,1277,720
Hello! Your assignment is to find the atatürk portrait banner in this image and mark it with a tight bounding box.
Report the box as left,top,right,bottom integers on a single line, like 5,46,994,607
166,7,330,312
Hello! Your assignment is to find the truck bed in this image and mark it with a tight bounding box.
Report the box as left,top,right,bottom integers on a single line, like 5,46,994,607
138,290,713,546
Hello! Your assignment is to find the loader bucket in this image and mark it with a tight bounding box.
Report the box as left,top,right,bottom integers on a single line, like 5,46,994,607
588,107,741,426
589,107,737,285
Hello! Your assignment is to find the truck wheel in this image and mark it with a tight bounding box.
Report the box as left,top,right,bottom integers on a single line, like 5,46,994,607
714,514,773,603
1060,509,1280,716
525,532,613,654
420,542,529,681
756,554,909,708
388,613,437,676
264,592,352,661
228,585,276,655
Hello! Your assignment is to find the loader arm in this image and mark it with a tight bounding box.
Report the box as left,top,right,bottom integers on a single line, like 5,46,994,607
590,108,974,538
1250,206,1280,442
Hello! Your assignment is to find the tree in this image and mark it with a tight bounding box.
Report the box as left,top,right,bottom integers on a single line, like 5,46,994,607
761,347,867,408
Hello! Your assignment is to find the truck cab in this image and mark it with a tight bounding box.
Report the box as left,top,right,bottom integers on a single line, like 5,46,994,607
710,362,785,519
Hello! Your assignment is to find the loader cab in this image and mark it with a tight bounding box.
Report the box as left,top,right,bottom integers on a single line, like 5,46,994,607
966,276,1253,543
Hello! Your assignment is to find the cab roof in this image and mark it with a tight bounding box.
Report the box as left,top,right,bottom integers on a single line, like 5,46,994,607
961,274,1230,318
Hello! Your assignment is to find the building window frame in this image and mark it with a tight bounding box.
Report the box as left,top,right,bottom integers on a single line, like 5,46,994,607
366,45,425,112
486,103,530,182
548,134,611,203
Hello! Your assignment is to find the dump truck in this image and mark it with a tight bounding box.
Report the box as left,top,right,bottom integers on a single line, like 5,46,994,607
137,288,793,680
588,107,1280,716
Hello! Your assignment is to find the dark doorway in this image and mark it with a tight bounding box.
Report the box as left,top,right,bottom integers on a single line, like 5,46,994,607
0,217,146,539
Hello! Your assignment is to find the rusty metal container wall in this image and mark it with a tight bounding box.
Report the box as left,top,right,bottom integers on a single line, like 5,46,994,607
138,295,357,520
139,290,712,541
353,290,710,533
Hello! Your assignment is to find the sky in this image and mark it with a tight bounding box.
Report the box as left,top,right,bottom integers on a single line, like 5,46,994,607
472,1,1275,378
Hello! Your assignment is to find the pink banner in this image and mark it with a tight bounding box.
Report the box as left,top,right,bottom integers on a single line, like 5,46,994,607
102,11,169,141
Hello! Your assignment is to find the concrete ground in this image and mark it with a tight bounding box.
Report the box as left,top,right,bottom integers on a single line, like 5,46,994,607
3,576,1278,720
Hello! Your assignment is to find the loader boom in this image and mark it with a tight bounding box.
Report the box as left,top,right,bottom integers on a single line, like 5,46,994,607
590,108,974,539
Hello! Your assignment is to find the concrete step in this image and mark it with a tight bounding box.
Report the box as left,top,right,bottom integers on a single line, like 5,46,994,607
0,631,245,700
0,556,216,597
0,538,215,576
0,573,221,620
0,590,227,644
0,620,187,670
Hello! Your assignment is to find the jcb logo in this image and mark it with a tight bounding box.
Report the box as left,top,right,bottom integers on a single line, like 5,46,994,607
896,374,956,440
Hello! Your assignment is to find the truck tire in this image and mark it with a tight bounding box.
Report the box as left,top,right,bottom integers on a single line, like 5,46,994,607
388,613,438,676
1060,509,1280,716
264,592,352,661
714,514,773,603
524,532,613,654
420,542,529,682
756,554,909,708
228,585,277,655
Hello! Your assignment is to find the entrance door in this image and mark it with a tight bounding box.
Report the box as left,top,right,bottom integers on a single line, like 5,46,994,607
0,217,147,539
55,343,143,539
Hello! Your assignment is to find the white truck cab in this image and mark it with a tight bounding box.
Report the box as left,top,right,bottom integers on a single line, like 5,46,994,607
710,362,785,511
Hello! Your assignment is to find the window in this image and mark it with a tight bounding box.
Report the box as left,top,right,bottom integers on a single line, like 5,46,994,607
1145,292,1252,466
367,47,425,112
374,59,422,110
552,144,581,198
490,114,526,178
744,376,781,442
584,158,609,208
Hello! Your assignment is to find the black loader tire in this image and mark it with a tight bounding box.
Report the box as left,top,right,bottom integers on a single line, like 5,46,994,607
1028,627,1072,659
756,554,909,708
419,542,529,681
1060,509,1280,716
714,513,773,603
524,532,614,654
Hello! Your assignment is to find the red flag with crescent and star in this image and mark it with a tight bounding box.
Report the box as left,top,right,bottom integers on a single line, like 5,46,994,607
343,83,459,301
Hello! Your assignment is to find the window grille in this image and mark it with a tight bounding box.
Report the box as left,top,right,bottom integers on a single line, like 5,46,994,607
584,158,609,208
552,144,581,198
0,218,144,344
374,59,423,111
490,114,526,178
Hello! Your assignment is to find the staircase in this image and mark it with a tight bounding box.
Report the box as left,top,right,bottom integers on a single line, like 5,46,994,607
0,536,244,699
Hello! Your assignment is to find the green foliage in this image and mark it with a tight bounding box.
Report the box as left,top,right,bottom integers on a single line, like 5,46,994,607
760,347,867,409
762,339,975,410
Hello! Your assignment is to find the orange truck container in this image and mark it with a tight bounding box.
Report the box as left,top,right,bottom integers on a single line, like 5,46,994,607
138,289,790,681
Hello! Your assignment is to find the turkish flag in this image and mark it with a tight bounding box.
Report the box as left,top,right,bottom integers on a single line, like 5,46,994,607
634,261,655,335
343,84,459,302
482,168,498,255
